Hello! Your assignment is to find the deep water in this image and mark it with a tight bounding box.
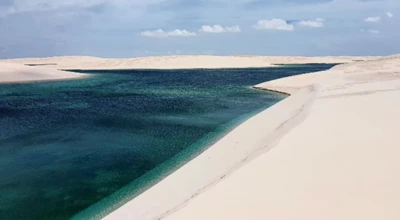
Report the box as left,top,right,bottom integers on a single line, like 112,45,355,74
0,64,336,220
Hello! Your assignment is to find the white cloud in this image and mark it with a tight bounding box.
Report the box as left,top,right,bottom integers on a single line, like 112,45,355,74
200,25,241,33
200,25,225,33
253,19,294,31
387,12,394,18
168,29,197,37
140,29,196,38
140,29,165,38
368,29,380,34
298,18,324,28
364,16,381,22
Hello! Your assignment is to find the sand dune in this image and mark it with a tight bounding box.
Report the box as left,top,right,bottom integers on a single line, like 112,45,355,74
0,55,378,83
103,55,400,220
162,56,400,220
0,62,86,83
1,55,376,83
3,55,377,70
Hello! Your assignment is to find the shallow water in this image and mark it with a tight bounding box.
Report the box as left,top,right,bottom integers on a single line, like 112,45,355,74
0,64,335,220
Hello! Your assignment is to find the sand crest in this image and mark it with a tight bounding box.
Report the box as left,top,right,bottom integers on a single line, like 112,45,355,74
3,55,376,70
162,55,400,220
103,55,400,220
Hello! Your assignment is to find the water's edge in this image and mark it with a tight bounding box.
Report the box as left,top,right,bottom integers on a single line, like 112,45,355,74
72,90,287,219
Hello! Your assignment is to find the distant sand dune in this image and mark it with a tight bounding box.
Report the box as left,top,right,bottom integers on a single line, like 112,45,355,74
3,55,378,71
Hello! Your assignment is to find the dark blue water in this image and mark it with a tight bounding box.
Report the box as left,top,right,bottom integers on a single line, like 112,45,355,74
0,64,335,220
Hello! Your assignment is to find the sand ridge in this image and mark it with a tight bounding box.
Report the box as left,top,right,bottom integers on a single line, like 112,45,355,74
3,55,378,70
162,55,400,220
101,54,400,220
0,55,379,83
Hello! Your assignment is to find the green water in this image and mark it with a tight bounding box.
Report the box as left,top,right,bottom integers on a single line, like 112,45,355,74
0,64,336,219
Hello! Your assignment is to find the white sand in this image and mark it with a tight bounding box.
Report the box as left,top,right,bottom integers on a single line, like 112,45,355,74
102,54,400,220
0,62,86,83
0,55,373,83
3,55,376,70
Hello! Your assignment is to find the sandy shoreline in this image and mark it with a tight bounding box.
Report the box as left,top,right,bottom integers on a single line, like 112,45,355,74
102,54,400,220
100,85,316,220
163,55,400,220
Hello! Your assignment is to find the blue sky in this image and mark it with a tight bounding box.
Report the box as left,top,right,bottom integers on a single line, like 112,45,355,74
0,0,398,58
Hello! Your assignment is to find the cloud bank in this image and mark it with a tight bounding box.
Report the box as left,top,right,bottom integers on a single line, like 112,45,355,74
1,0,399,58
200,25,241,33
253,19,294,31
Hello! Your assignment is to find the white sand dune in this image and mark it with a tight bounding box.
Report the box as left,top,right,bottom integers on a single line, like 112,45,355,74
103,54,400,220
0,62,86,83
0,55,373,83
3,55,376,70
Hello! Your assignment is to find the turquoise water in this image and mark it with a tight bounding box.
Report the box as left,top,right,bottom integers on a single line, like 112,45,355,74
0,64,335,220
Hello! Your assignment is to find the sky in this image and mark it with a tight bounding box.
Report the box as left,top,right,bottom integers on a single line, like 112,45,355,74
0,0,399,58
